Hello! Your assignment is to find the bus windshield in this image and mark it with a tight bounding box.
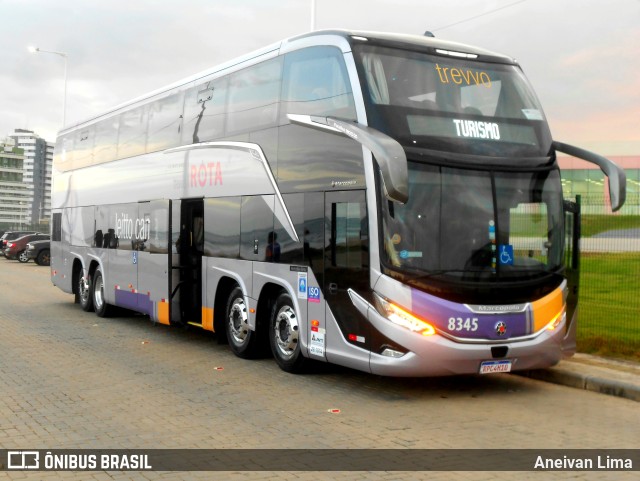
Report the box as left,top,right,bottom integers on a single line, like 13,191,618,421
354,44,553,157
381,161,565,288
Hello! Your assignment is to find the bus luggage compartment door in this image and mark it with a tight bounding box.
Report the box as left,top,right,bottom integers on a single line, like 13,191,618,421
137,200,171,324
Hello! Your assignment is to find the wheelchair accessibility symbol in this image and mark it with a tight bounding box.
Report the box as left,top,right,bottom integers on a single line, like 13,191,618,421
499,245,514,265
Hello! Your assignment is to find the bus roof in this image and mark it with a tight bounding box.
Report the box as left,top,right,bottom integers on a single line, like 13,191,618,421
59,29,517,136
287,29,516,64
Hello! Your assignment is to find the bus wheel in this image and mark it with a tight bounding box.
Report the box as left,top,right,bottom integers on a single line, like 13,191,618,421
79,273,94,312
92,267,112,318
269,292,307,373
225,286,260,359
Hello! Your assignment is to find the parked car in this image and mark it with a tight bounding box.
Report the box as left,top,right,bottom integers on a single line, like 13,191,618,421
1,231,37,254
4,233,49,262
26,239,51,266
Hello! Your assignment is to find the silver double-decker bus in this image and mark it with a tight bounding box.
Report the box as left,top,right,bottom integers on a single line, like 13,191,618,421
51,30,626,376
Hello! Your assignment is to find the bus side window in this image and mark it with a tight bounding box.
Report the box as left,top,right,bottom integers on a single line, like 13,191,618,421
57,133,75,169
330,201,368,269
204,197,240,259
117,105,148,159
281,46,357,122
93,116,119,165
240,195,275,261
74,126,95,169
52,212,62,242
95,205,110,248
182,77,228,145
227,58,283,135
146,91,184,152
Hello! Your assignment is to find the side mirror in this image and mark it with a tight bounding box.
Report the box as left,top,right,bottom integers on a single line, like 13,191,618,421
287,114,408,204
553,141,627,212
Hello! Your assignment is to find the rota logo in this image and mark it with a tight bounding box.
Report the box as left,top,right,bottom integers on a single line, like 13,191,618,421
190,161,223,187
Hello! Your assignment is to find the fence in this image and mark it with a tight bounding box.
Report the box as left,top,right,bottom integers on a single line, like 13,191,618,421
574,196,640,361
0,220,50,235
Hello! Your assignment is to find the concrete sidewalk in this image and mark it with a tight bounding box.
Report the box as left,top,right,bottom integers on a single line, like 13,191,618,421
518,353,640,402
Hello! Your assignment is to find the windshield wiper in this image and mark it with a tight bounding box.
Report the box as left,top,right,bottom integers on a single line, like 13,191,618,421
403,269,469,283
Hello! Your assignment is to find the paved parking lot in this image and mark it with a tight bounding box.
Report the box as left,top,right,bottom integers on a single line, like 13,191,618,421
0,259,638,480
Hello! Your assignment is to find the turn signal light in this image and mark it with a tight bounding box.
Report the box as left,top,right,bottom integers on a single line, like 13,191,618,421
545,308,566,331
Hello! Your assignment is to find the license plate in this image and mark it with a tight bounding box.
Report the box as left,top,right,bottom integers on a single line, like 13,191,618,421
479,360,512,374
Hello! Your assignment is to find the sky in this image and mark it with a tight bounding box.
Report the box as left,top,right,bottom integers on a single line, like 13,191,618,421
1,0,639,154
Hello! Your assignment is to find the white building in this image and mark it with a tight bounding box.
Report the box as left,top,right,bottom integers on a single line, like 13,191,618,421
0,139,31,230
8,129,53,227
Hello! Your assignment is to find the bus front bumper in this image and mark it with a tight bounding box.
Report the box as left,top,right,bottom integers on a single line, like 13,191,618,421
367,309,567,377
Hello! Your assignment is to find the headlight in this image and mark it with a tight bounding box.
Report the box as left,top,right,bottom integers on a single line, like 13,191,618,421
374,293,436,336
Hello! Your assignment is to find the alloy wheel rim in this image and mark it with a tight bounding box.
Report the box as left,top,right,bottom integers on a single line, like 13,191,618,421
274,305,298,360
228,297,248,345
94,275,104,310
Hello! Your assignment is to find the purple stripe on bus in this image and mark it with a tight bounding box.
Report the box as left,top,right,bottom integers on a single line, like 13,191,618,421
115,289,138,311
411,288,528,340
114,289,154,316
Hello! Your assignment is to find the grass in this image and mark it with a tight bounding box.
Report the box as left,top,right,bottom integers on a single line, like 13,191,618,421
510,213,640,238
577,252,640,361
580,214,640,237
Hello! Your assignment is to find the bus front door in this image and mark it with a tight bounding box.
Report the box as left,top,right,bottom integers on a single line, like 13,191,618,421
324,191,371,368
170,198,204,326
563,197,581,356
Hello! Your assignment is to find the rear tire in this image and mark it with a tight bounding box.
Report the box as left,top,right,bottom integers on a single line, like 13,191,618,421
17,250,29,263
36,249,50,266
269,292,307,373
79,272,94,312
92,267,113,318
225,286,263,359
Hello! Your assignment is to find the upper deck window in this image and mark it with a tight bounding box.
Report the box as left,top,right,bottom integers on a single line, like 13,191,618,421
227,57,283,134
281,46,356,121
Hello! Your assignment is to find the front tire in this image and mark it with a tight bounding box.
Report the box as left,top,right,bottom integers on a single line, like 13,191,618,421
17,250,29,263
269,292,307,373
225,286,263,358
92,267,112,318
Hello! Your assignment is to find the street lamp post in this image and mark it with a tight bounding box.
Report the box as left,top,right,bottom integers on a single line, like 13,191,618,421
28,46,68,127
19,201,24,230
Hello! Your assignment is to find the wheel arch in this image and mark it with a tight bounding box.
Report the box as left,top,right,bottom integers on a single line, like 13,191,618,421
71,256,102,295
71,257,85,297
257,282,291,340
213,276,238,341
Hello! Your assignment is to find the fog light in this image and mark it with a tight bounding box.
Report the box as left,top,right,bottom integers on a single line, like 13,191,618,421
381,348,406,358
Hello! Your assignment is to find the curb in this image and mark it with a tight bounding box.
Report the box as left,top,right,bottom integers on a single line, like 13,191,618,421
518,368,640,402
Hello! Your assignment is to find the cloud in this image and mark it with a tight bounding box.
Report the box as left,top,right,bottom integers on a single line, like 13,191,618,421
1,0,639,154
